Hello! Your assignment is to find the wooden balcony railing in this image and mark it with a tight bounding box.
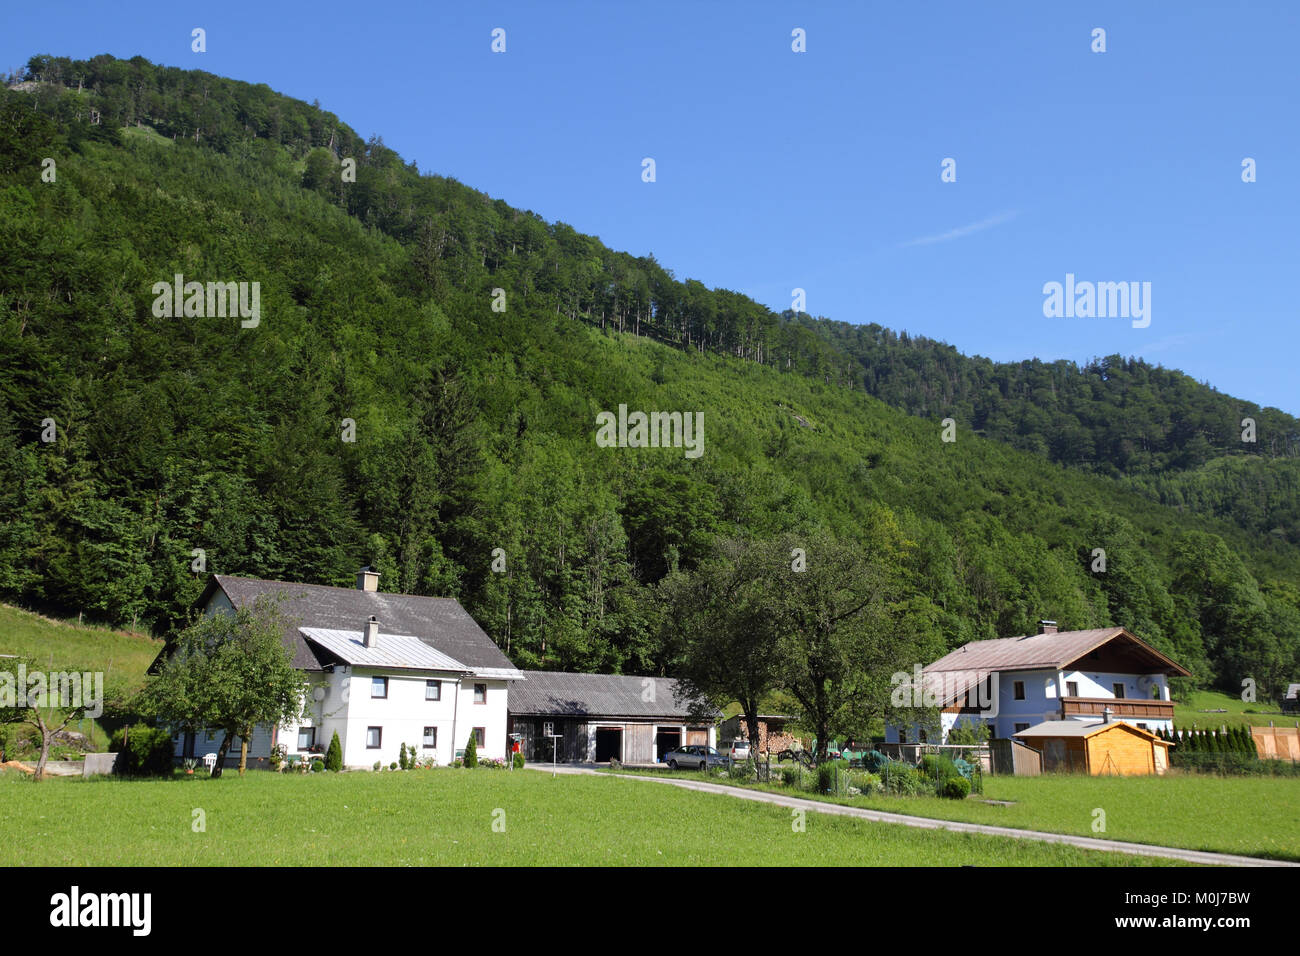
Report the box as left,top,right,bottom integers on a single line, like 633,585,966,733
1060,696,1174,720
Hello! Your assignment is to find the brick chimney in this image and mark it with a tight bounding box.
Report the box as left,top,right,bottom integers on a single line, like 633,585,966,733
363,615,379,648
356,566,380,592
1037,620,1059,635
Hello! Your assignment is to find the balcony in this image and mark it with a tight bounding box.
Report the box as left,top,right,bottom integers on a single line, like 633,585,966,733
1060,696,1174,721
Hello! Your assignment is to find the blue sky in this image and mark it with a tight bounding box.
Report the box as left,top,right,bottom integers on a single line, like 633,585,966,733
6,1,1298,414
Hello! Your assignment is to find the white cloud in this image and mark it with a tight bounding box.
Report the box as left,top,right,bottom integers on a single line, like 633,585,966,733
901,210,1019,247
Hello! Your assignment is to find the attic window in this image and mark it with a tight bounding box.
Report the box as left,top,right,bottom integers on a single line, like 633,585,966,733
426,680,442,701
372,677,388,699
473,683,487,704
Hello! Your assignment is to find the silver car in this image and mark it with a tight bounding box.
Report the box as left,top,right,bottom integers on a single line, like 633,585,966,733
663,745,728,770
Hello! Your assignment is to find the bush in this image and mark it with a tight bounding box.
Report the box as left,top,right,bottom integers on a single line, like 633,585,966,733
325,731,342,772
464,732,478,768
512,751,525,769
940,776,971,799
781,767,800,787
882,764,925,795
919,753,961,778
373,760,381,771
389,761,398,771
728,757,756,780
853,771,882,794
399,743,409,770
109,724,175,776
311,759,324,773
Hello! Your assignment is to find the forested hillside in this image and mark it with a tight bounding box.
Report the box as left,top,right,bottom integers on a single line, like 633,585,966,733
1,54,1297,698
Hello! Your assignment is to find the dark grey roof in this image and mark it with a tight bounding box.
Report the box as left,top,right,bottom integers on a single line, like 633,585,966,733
509,671,715,720
207,575,518,674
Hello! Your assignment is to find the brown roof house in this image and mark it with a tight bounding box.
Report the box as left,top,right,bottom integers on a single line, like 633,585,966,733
886,620,1190,747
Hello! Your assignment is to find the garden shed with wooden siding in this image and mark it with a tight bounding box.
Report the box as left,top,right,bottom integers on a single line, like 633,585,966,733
1013,720,1173,775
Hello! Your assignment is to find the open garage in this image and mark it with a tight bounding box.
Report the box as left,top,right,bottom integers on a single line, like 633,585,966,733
507,671,717,765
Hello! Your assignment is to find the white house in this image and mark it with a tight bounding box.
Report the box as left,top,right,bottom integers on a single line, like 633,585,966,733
165,569,523,769
886,621,1190,744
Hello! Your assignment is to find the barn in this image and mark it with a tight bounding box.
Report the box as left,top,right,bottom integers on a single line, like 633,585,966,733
507,671,717,764
1014,719,1173,775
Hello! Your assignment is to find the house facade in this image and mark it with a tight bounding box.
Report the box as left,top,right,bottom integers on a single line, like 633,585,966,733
887,621,1190,745
507,671,717,764
165,569,523,769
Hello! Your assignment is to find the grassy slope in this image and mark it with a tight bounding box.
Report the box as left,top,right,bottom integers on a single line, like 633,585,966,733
1174,689,1300,730
605,768,1299,861
0,768,1178,867
0,604,161,751
0,604,160,692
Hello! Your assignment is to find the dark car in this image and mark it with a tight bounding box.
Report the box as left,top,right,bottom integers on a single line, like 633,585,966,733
662,745,728,770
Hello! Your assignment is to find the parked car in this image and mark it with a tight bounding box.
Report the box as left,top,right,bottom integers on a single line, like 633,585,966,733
727,738,751,761
663,745,728,770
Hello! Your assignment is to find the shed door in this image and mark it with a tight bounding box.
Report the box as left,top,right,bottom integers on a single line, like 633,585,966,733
686,729,708,747
1153,744,1167,775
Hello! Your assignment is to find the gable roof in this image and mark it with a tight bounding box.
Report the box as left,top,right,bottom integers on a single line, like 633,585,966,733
1013,719,1169,743
300,627,470,672
194,575,519,676
931,627,1185,676
508,671,714,720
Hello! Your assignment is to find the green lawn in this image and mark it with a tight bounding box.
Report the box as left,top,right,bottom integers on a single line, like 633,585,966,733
1174,688,1298,730
606,767,1299,862
0,768,1181,867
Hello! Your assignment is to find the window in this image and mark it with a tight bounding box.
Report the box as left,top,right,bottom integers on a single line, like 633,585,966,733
1014,723,1030,734
473,727,486,748
1013,681,1026,701
367,727,382,749
372,677,388,699
1137,723,1149,731
423,727,437,749
1112,683,1126,699
919,729,927,743
425,680,441,701
297,728,316,751
473,683,487,704
1066,681,1079,697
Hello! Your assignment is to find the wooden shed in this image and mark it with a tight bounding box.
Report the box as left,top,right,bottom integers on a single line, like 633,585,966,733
1013,720,1172,775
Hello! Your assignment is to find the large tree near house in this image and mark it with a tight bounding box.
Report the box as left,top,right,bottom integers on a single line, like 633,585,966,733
142,596,309,777
772,525,942,764
660,536,786,759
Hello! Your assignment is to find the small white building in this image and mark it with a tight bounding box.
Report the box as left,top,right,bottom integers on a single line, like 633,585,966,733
167,569,523,769
886,621,1190,745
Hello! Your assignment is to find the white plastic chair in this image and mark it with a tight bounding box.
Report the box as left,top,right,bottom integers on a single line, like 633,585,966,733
203,752,218,775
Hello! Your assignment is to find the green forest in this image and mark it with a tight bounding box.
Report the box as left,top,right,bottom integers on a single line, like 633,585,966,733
1,54,1298,700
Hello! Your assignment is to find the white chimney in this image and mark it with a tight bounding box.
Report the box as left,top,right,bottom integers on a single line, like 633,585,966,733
363,615,379,648
356,566,380,592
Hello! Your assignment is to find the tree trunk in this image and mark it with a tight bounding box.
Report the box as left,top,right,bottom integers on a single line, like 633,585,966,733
33,710,51,781
239,734,249,776
212,733,233,778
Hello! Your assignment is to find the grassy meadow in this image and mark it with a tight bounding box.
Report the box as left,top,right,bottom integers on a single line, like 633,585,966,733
0,767,1183,867
605,766,1299,862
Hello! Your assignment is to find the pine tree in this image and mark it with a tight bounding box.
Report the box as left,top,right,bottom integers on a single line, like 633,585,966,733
325,730,342,771
464,731,478,768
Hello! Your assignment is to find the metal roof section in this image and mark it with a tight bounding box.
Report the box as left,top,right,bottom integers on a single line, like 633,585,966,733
300,627,470,672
